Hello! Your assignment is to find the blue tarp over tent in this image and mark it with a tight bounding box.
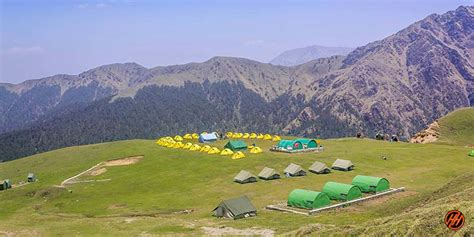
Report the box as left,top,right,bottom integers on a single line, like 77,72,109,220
199,133,218,143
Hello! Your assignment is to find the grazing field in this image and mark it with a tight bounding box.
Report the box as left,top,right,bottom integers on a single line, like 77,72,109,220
0,135,473,235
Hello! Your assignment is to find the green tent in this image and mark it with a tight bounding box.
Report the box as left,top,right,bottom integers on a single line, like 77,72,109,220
224,140,248,151
309,161,331,174
212,196,257,219
277,140,303,150
284,163,306,177
295,138,318,148
469,150,474,157
322,182,362,201
0,179,11,191
234,170,257,184
258,167,280,180
27,173,36,182
287,189,331,209
352,175,390,193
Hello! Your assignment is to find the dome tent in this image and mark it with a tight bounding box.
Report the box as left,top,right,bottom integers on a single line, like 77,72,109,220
231,151,246,160
183,142,193,149
220,148,234,156
263,134,272,140
192,133,199,139
243,133,250,138
287,189,331,209
352,175,390,193
322,182,362,201
173,141,184,148
189,144,201,151
249,133,257,139
469,150,474,157
250,146,263,154
200,145,211,152
208,147,221,154
183,134,193,139
174,135,183,141
272,135,281,141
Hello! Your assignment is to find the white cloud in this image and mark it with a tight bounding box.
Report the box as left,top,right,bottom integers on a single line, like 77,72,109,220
4,46,44,55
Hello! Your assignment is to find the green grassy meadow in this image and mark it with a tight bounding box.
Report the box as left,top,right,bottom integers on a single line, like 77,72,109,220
0,108,473,235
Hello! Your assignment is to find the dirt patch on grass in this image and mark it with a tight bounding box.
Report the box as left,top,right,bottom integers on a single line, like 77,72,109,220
108,204,128,210
89,167,107,176
103,156,143,166
201,226,275,236
61,155,144,186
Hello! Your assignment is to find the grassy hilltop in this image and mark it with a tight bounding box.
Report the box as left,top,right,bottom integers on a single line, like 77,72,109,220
0,109,473,236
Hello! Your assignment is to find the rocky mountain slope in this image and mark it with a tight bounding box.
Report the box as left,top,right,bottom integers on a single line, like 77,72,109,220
0,6,472,161
285,5,474,136
270,45,354,66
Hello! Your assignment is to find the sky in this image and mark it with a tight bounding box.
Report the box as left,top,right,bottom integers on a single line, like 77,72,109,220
0,0,471,84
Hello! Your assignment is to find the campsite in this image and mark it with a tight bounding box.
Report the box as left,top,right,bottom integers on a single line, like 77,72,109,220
0,111,473,236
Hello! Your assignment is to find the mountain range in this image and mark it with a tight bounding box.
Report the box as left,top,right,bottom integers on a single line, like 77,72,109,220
0,5,472,161
270,45,354,66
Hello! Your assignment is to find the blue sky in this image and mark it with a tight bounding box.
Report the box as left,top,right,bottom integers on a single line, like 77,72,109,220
0,0,471,83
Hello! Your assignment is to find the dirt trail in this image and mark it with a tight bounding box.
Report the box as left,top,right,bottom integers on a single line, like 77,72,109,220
60,155,143,186
201,227,274,236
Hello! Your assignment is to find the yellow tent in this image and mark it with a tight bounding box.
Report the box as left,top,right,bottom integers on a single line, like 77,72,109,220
174,135,183,141
200,145,211,152
231,151,246,160
263,134,272,140
165,140,176,147
173,141,184,148
208,147,221,154
249,133,257,139
242,133,250,139
316,139,321,145
183,134,193,139
226,132,233,137
220,148,234,155
248,145,254,149
250,146,263,154
192,133,199,139
272,135,281,141
257,133,264,139
183,142,193,149
189,144,201,151
164,136,173,141
237,133,245,138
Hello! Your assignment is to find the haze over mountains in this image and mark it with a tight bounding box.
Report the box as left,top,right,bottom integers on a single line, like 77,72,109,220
0,6,473,161
270,45,354,66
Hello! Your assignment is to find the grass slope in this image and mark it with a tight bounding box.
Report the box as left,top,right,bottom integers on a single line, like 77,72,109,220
0,137,473,235
437,107,474,146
